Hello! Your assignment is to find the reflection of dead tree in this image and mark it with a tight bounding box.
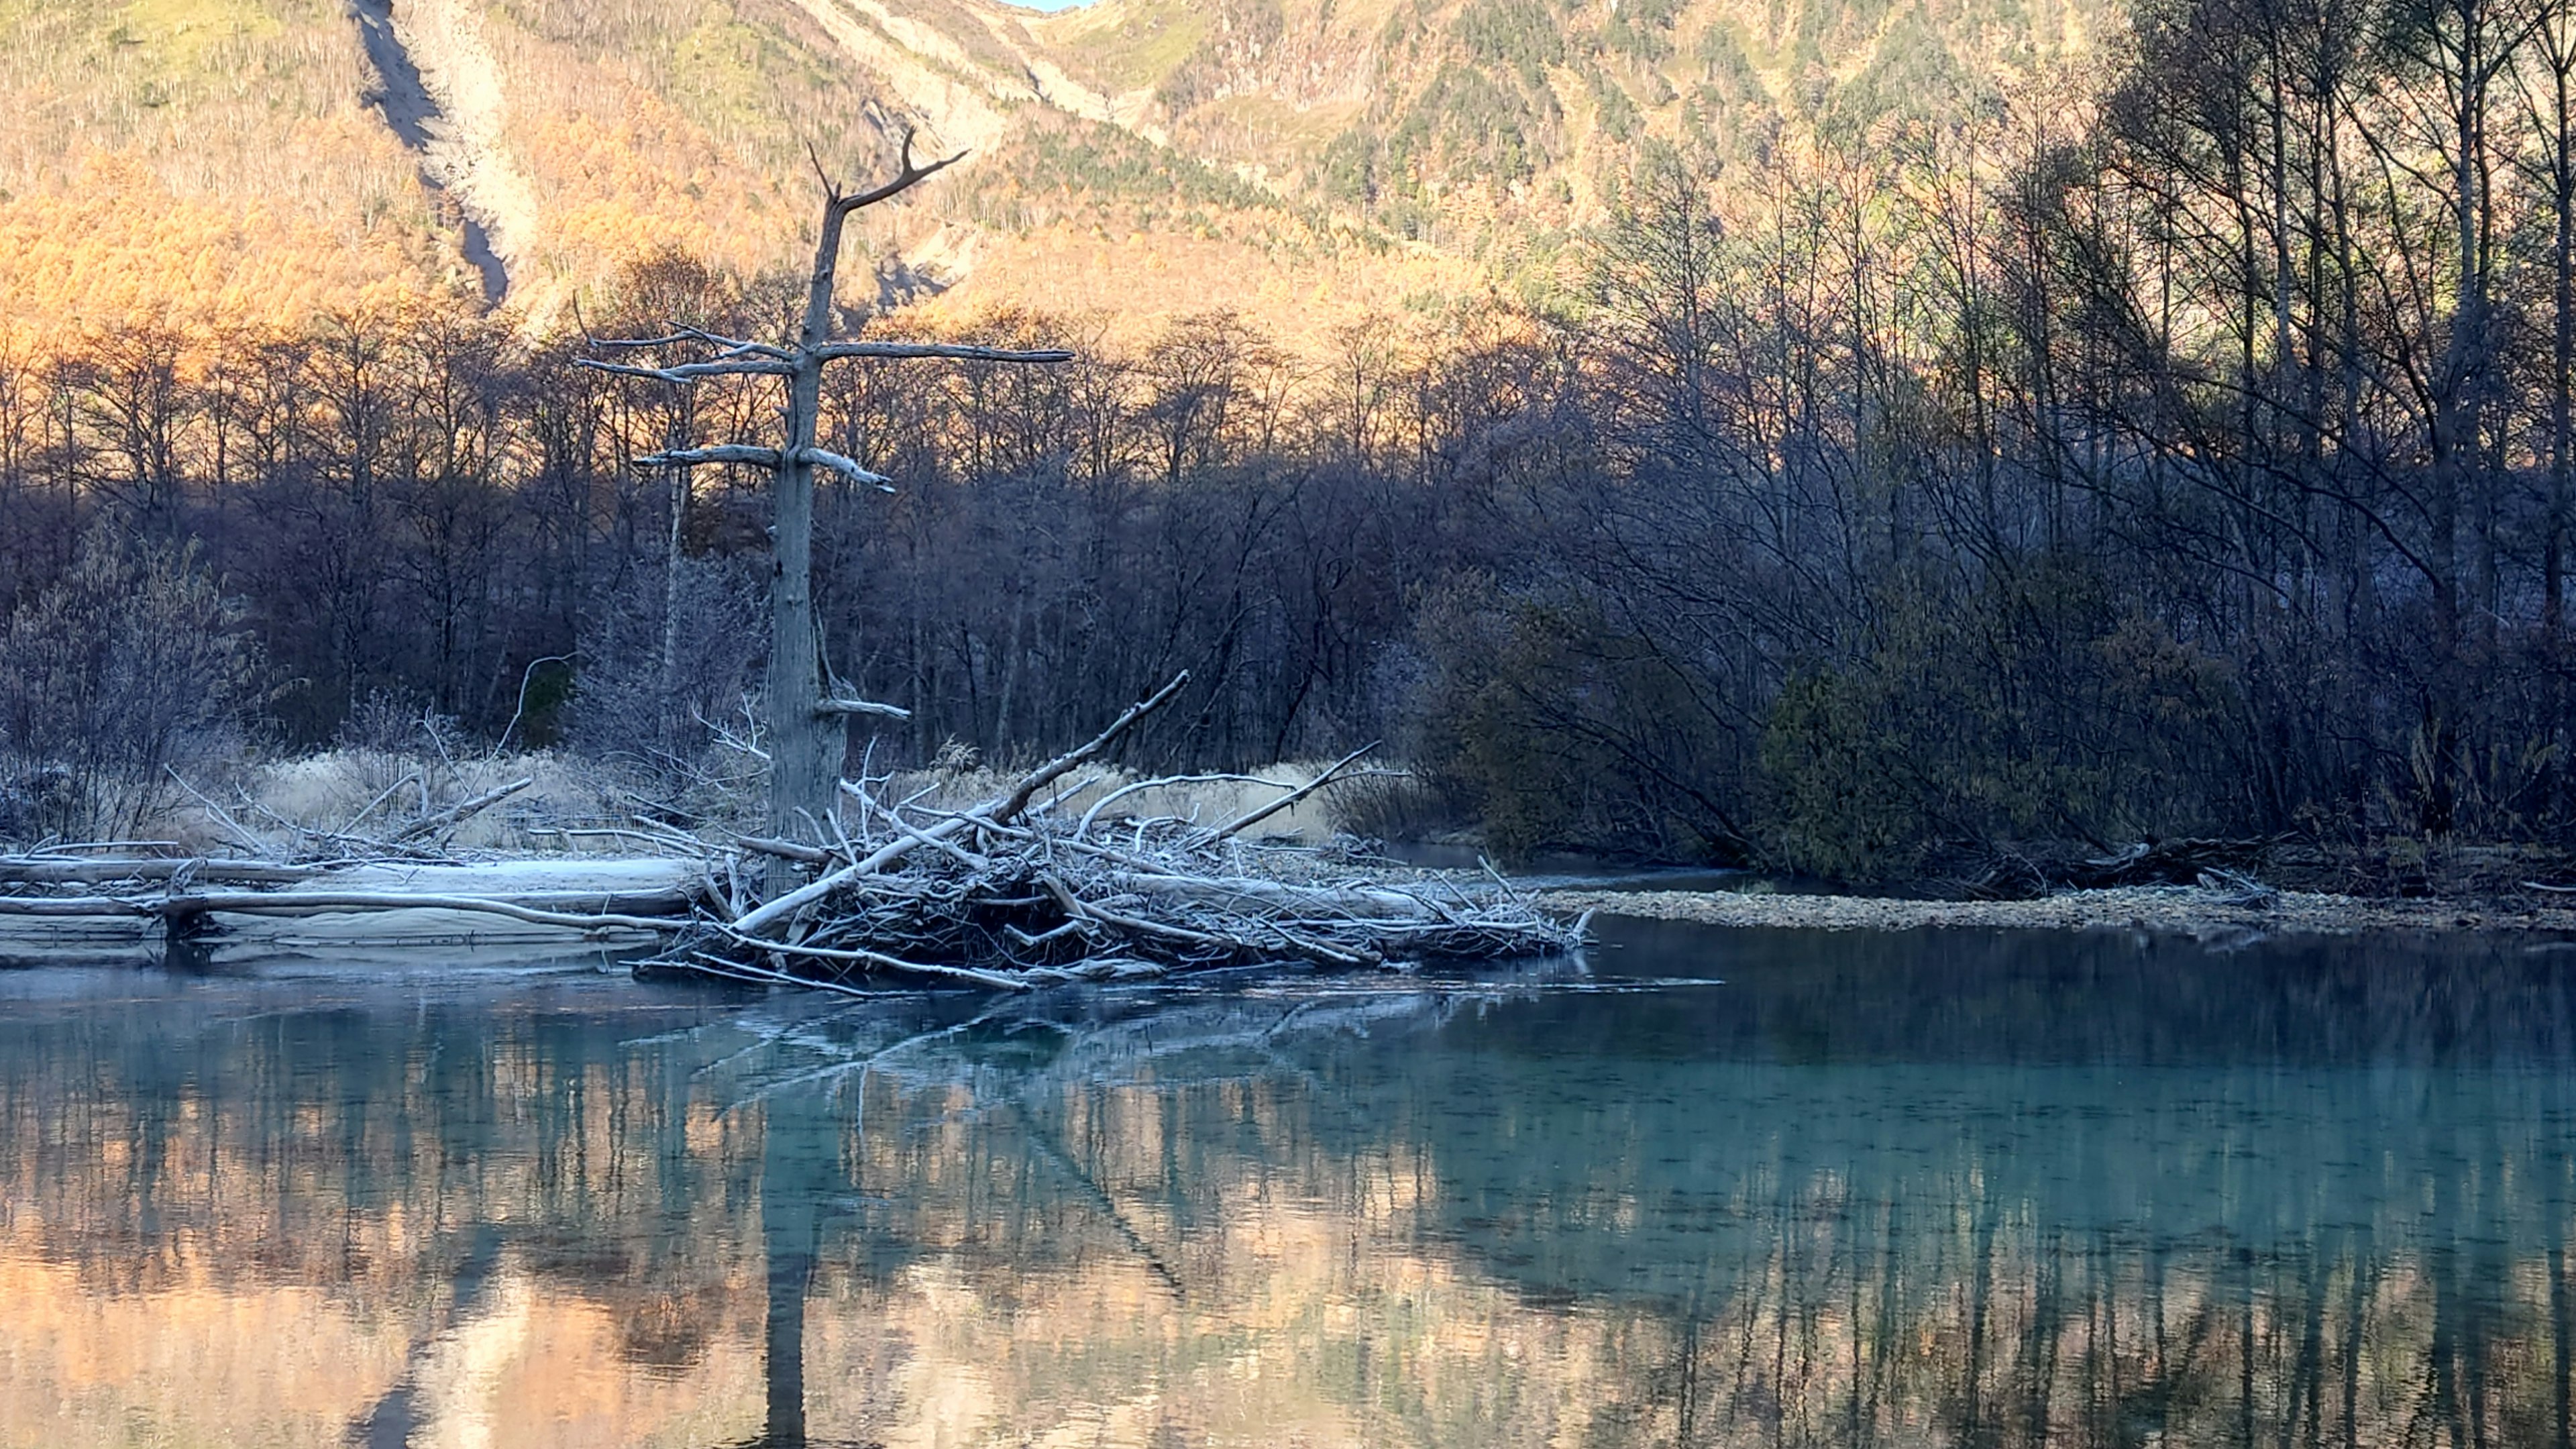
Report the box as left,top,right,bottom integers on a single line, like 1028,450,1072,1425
576,134,1071,861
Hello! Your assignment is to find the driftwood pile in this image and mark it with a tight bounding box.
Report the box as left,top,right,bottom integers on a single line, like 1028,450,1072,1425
0,678,1585,989
674,675,1587,993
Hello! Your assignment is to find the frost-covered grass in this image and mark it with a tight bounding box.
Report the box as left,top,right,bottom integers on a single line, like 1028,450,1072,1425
146,749,1389,856
166,748,627,854
879,757,1370,845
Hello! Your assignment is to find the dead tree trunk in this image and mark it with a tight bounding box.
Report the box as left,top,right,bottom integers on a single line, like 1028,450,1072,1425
769,216,834,857
576,134,1070,875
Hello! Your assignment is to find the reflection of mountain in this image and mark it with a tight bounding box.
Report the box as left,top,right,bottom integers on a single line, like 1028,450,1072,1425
0,929,2573,1446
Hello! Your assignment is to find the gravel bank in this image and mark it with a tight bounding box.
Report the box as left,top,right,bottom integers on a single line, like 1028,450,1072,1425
1539,885,2576,936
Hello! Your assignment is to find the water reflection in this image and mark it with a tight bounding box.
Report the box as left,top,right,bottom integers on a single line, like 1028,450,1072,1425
3,926,2575,1446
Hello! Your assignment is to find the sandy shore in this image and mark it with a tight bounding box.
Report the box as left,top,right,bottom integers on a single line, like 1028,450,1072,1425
1538,884,2576,936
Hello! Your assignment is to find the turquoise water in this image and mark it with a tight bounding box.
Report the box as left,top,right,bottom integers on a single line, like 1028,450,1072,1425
3,920,2574,1446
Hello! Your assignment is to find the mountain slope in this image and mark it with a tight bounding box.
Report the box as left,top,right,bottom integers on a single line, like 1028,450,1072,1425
0,0,2115,345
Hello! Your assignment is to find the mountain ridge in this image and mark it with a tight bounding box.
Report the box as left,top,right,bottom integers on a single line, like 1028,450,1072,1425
0,0,2114,347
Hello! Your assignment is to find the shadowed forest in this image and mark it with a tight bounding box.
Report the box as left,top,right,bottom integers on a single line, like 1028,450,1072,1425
7,0,2576,879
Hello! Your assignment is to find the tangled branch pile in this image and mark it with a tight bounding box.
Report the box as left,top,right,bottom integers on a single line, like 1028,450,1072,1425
675,676,1587,994
0,676,1582,989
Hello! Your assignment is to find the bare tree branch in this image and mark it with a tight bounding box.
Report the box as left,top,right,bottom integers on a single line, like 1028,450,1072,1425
572,357,794,384
834,129,969,213
813,341,1077,364
816,698,911,718
798,447,895,490
639,444,786,470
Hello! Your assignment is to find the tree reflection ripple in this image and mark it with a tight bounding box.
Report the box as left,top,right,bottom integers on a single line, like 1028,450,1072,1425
2,925,2573,1446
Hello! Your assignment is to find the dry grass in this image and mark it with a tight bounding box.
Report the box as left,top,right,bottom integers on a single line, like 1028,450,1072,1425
881,756,1383,845
164,747,627,854
144,747,1393,857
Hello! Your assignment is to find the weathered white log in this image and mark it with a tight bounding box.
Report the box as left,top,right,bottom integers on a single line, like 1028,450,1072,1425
389,777,534,844
0,896,160,917
0,857,318,886
0,889,683,932
1102,871,1442,920
717,928,1028,990
167,892,682,932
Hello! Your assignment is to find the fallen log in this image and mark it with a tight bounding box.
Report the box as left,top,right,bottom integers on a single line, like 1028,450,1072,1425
0,888,688,934
0,857,319,887
389,777,535,843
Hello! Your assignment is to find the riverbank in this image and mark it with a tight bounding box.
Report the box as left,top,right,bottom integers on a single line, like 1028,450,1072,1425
1538,883,2576,936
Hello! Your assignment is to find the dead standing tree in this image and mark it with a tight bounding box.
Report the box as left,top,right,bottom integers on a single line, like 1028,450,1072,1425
578,136,1071,859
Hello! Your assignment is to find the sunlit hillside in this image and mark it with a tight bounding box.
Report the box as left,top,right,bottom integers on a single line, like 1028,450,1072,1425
0,0,2116,347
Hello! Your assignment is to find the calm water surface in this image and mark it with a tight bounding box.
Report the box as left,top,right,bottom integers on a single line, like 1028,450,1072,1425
5,921,2576,1447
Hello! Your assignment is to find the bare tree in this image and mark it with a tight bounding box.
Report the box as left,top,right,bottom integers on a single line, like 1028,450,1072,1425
578,134,1071,855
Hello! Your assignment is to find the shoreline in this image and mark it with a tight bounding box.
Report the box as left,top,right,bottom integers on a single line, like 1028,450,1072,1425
1537,884,2576,936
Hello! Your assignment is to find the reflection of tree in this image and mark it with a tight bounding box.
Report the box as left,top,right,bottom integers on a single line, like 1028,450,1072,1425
0,979,782,1444
5,944,2576,1445
778,953,2576,1449
755,1097,822,1449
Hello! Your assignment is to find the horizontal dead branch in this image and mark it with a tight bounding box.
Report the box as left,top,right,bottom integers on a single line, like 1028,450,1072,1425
0,888,686,933
718,928,1028,991
586,328,790,360
165,892,684,932
737,835,835,865
813,341,1076,364
816,698,911,719
1104,871,1441,920
0,857,317,887
573,357,793,384
638,443,784,470
800,447,895,490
